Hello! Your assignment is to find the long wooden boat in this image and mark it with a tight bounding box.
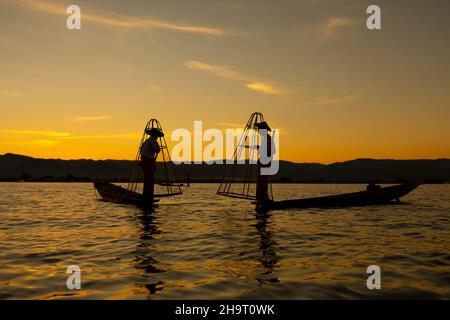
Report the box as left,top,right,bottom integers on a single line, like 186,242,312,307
94,181,182,206
265,183,420,210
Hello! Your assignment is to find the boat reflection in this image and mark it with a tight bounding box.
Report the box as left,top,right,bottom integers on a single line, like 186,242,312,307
133,208,164,295
132,206,280,296
253,211,280,284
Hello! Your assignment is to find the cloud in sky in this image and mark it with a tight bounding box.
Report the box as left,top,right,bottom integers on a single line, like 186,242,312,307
184,60,284,95
318,17,356,40
298,16,357,43
73,116,110,122
0,129,140,140
245,82,283,95
31,139,60,147
62,133,141,140
12,0,227,36
184,60,252,82
2,130,70,137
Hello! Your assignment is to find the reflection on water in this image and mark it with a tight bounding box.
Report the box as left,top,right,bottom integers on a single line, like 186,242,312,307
133,208,281,297
0,183,449,299
253,212,280,284
134,209,165,296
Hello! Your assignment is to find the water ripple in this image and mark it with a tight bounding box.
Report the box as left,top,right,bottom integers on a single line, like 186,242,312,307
0,183,449,299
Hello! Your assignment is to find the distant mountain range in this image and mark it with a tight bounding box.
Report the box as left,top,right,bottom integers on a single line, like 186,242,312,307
0,153,449,183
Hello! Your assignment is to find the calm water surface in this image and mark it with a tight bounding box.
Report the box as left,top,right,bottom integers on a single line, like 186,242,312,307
0,183,449,299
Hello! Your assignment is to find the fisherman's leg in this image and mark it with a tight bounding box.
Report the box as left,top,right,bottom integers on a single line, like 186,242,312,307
148,160,155,202
142,160,154,205
256,166,270,203
142,161,149,196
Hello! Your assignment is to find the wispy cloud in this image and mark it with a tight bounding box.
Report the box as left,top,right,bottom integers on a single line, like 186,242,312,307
318,17,356,40
299,16,357,42
184,60,285,95
31,139,60,147
2,130,70,137
184,60,252,82
317,95,359,105
245,82,283,95
0,129,140,140
62,133,141,140
11,0,228,36
4,139,61,147
73,116,110,122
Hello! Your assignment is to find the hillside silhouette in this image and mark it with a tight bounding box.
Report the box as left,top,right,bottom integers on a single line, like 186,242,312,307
0,153,449,183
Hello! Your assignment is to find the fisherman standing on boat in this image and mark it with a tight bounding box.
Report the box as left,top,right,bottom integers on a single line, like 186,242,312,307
255,121,275,212
140,128,163,206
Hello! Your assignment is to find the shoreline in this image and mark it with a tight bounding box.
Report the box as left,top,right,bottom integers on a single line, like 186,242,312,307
0,179,446,184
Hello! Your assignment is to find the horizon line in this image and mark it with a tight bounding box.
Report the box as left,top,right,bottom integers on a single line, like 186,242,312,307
1,153,449,165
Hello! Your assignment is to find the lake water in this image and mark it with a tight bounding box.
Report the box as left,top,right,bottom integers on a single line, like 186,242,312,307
0,183,449,299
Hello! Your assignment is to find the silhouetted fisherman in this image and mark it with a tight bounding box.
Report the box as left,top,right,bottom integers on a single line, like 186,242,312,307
255,121,275,212
140,128,163,206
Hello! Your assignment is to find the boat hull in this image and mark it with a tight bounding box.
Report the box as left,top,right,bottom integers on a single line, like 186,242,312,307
94,181,159,206
268,183,420,210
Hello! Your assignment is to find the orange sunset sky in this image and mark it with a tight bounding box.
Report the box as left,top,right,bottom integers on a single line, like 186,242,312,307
1,0,449,163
